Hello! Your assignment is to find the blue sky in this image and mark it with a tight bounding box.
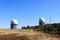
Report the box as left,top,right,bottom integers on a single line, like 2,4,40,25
0,0,60,29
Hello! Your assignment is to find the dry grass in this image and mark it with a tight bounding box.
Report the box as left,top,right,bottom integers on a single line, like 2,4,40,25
0,29,59,40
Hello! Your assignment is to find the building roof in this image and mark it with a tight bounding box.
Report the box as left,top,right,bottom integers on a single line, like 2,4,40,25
40,18,45,22
11,19,18,24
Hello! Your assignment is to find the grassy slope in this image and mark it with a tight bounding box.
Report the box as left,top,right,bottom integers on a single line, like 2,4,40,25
0,29,60,40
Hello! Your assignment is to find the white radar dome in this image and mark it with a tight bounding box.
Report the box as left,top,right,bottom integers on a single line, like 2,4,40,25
11,19,18,24
40,18,45,22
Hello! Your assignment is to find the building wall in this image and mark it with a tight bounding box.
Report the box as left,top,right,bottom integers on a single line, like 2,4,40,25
39,21,45,26
10,24,17,29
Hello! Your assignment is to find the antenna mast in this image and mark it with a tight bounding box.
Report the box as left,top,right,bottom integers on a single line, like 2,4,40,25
49,13,51,24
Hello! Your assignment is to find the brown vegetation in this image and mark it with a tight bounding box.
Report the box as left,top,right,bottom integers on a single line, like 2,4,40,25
0,29,59,40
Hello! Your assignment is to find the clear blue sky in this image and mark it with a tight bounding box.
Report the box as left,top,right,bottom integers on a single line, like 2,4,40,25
0,0,60,29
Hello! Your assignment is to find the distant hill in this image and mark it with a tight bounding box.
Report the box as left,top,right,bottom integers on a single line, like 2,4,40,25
22,23,60,36
0,23,60,40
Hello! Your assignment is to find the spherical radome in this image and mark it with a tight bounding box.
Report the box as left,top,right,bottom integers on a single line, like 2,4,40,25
11,19,18,24
40,18,45,22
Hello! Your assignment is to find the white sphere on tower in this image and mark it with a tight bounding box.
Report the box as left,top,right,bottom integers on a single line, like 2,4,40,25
11,19,18,25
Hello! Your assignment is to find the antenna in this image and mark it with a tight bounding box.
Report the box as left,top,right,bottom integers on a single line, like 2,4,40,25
49,13,52,24
49,15,51,24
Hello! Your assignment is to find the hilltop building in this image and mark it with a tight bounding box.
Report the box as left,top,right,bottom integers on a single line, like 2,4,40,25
39,18,45,25
10,19,18,29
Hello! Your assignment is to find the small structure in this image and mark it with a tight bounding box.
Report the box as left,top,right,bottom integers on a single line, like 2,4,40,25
10,19,18,29
39,18,45,25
